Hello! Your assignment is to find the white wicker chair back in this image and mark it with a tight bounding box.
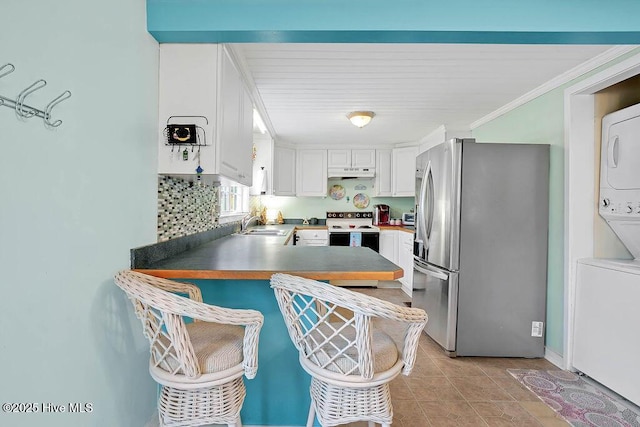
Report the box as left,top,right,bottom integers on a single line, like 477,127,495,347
114,270,265,427
115,271,202,377
270,273,428,378
270,273,428,427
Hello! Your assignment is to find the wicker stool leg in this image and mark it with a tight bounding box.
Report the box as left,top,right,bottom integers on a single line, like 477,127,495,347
306,403,316,427
227,416,242,427
368,422,375,427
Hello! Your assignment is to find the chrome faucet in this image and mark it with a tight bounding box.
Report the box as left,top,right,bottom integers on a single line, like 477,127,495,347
241,215,261,231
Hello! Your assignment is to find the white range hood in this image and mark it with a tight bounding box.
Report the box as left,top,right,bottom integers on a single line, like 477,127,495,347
327,167,375,178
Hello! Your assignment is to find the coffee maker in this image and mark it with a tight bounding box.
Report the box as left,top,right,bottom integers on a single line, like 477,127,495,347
373,204,390,225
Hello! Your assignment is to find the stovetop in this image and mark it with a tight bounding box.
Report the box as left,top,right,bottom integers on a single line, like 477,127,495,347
326,211,379,233
327,211,373,219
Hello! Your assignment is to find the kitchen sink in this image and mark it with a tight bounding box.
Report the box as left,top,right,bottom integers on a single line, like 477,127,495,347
239,229,288,236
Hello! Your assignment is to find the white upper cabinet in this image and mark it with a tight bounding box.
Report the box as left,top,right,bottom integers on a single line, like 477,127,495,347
374,149,393,196
327,150,351,168
218,48,253,186
158,44,218,176
158,44,253,186
296,149,327,197
351,149,376,168
273,145,296,196
391,146,418,197
328,149,375,168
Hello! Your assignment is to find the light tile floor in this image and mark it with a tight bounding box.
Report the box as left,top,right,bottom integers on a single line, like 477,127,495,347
344,282,570,427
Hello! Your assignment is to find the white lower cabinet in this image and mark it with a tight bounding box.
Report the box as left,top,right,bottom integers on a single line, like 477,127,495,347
397,231,414,296
379,229,413,295
295,229,328,246
379,230,398,264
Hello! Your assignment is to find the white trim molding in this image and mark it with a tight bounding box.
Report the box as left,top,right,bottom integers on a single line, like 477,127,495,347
472,46,638,129
544,347,564,369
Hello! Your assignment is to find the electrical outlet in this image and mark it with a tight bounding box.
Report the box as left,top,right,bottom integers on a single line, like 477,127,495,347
531,321,544,337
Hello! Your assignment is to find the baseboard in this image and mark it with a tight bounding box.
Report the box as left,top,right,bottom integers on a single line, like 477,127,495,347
544,347,564,369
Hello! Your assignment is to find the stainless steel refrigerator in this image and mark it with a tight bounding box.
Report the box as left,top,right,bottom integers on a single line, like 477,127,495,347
413,139,549,357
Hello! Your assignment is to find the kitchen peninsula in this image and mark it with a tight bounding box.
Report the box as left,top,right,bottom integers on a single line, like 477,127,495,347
130,224,404,426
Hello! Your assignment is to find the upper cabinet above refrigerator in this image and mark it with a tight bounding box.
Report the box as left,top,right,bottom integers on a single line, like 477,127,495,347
374,147,418,197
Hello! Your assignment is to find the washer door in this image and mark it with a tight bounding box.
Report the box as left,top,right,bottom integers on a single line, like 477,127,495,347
602,104,640,190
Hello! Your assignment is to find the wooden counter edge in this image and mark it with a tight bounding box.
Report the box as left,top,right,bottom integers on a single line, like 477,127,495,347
377,225,415,233
133,268,403,281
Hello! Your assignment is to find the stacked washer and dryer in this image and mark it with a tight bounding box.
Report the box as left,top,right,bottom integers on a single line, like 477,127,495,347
572,103,640,407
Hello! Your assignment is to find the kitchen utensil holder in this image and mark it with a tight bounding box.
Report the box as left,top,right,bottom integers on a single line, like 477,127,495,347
0,62,72,128
164,115,209,147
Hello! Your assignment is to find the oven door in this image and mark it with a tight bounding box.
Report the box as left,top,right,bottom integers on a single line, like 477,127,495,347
329,232,379,252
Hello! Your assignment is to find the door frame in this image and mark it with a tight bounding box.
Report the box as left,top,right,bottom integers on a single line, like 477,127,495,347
563,51,640,370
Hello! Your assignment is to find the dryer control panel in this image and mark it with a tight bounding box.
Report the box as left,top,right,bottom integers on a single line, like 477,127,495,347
600,192,640,217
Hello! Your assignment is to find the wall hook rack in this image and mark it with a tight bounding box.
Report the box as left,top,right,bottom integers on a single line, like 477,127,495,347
164,115,209,147
0,62,72,128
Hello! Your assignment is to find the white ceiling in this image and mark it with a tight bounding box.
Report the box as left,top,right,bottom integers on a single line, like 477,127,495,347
231,43,616,147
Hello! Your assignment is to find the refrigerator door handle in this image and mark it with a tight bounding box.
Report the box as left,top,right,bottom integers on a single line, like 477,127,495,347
417,160,434,250
414,259,449,280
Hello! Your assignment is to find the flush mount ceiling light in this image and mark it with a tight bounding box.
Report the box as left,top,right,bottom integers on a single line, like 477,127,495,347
347,111,375,128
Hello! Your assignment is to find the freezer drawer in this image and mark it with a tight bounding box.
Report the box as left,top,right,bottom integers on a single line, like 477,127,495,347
412,259,458,353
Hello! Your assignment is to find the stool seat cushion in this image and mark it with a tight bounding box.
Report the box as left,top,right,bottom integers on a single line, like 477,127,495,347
186,322,245,374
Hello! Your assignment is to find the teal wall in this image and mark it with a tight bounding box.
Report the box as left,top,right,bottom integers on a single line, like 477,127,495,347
1,1,159,426
472,48,640,355
195,279,312,426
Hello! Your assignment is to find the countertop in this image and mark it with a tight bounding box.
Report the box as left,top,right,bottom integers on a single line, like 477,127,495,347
293,224,415,233
134,225,403,281
378,225,415,233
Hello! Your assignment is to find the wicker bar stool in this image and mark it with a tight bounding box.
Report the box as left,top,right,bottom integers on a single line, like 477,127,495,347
114,270,264,427
270,273,428,427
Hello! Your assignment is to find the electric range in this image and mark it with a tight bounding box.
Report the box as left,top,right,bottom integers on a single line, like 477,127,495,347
326,211,380,252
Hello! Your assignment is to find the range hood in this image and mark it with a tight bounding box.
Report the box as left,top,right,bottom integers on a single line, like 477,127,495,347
327,167,375,178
